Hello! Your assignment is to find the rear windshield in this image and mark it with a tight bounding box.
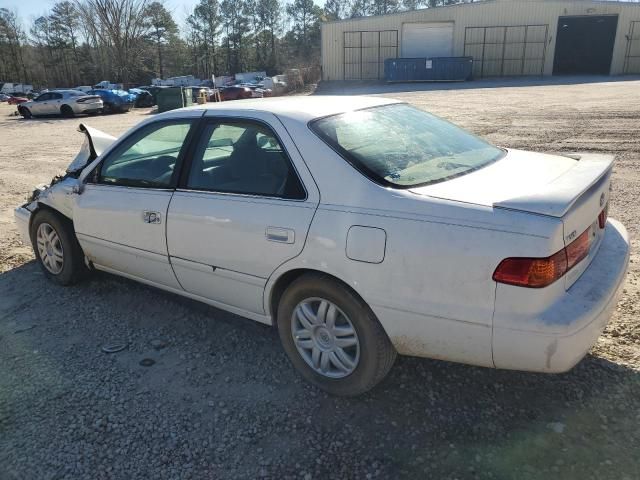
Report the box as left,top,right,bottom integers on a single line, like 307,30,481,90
310,104,505,188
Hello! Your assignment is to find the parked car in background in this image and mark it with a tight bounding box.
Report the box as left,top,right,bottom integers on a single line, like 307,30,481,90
219,86,252,101
18,90,103,118
75,86,93,93
87,89,135,113
137,85,168,106
7,95,29,105
13,97,629,396
129,88,154,108
0,93,10,102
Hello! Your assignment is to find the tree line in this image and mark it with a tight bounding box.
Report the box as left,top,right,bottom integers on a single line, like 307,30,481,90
0,0,471,88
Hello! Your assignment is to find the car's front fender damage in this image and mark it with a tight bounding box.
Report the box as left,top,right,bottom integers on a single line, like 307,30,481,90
16,123,115,237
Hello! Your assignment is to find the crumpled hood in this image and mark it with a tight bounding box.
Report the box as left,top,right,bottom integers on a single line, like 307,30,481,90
66,124,116,173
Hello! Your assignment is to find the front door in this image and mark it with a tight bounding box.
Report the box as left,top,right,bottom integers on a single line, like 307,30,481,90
74,117,198,288
31,92,53,115
166,113,319,317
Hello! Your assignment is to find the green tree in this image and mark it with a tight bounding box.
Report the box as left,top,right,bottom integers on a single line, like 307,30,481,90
145,2,178,77
286,0,322,58
220,0,250,73
371,0,399,15
245,0,281,72
30,15,55,85
401,0,423,10
0,8,28,82
323,0,348,20
349,0,372,17
187,0,222,78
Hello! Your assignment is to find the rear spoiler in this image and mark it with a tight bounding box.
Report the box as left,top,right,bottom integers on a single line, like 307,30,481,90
493,153,614,217
66,124,116,173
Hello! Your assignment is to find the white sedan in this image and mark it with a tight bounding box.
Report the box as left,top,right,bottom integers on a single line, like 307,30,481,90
14,97,629,396
18,90,103,118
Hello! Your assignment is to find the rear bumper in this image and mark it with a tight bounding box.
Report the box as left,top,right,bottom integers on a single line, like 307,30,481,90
492,219,630,372
14,205,32,245
75,101,103,113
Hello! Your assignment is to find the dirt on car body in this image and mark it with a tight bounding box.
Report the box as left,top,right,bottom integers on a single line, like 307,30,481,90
1,78,639,479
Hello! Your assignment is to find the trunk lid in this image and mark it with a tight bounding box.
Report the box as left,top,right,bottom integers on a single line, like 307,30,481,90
411,149,613,287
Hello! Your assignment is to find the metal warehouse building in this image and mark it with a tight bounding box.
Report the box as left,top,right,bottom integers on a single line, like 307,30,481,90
320,0,640,80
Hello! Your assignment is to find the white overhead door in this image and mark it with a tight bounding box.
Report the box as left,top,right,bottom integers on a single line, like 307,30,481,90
402,22,454,58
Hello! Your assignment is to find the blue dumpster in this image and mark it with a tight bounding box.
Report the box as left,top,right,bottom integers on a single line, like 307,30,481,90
384,57,473,82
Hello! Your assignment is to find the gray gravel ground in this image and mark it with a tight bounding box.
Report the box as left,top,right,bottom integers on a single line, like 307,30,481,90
1,77,640,479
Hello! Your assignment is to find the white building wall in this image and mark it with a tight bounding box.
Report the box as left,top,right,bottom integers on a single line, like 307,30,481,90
321,0,640,80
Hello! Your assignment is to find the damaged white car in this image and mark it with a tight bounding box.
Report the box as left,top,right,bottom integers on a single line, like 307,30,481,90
15,97,630,396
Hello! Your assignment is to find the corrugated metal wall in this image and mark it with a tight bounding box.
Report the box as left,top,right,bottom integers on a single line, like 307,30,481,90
321,0,640,80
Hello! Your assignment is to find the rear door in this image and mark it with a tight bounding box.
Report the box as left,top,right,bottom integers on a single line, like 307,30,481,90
167,112,320,316
74,115,200,288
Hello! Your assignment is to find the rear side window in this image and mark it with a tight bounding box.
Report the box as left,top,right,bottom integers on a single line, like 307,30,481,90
310,104,505,188
98,121,193,188
185,120,305,199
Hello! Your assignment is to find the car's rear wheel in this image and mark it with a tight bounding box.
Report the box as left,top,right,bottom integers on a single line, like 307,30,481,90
103,102,113,114
18,106,32,119
61,104,74,117
30,209,89,286
277,273,396,396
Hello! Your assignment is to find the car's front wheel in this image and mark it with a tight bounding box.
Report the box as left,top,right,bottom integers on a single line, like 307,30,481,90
30,209,88,285
18,106,32,118
277,273,397,396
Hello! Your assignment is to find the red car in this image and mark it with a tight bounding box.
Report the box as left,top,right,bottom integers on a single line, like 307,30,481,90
7,95,28,105
219,86,252,101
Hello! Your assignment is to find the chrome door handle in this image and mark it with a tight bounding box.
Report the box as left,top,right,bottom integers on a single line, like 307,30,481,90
266,227,294,244
143,211,162,224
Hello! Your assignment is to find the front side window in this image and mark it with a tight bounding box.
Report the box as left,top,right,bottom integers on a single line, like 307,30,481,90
98,121,193,188
186,120,305,199
310,104,505,188
51,93,63,100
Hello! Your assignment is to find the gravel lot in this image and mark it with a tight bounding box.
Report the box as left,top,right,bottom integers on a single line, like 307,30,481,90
1,77,639,480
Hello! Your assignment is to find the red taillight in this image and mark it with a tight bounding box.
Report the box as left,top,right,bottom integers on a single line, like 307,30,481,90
598,203,608,229
76,95,100,103
493,225,592,288
493,250,568,288
565,228,591,269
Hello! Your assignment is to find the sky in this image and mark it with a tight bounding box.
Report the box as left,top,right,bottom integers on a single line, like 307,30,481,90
4,0,201,25
4,0,324,27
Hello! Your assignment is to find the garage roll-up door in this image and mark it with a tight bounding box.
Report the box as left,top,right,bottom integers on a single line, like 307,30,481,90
402,22,453,58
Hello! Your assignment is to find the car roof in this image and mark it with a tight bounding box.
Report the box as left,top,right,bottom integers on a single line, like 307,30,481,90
166,95,403,122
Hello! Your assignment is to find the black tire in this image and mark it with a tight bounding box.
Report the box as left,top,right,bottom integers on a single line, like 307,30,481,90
19,106,32,119
277,273,397,396
61,104,74,118
30,209,89,286
103,103,113,114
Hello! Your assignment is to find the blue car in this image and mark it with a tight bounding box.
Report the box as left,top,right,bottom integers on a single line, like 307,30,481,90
87,89,135,113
